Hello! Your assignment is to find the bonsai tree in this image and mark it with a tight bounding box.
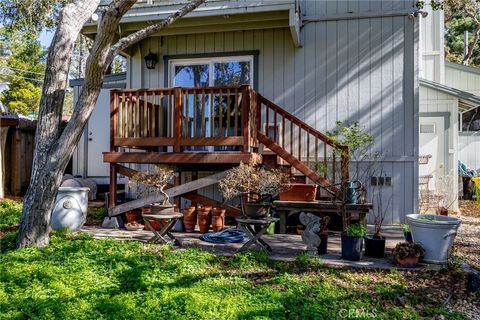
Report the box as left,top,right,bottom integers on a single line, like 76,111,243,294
219,156,291,203
129,166,175,206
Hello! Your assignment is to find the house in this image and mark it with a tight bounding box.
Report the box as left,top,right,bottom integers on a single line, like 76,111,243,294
72,0,424,225
419,5,480,212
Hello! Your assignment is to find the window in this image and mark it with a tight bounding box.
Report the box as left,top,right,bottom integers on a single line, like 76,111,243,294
169,56,254,151
420,123,436,134
169,56,253,87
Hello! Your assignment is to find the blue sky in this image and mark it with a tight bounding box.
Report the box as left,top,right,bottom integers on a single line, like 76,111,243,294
39,29,53,47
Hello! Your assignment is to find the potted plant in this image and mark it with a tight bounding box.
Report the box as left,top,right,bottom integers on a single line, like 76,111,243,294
364,187,392,258
317,216,330,255
392,242,425,267
341,222,366,261
129,166,176,215
402,224,412,243
406,213,461,264
219,157,291,218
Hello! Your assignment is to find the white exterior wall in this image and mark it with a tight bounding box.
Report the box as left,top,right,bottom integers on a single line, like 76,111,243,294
459,133,480,171
419,85,459,211
122,0,419,224
445,63,480,96
420,4,444,83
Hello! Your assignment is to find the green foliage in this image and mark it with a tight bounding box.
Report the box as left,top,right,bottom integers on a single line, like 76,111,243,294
346,223,367,237
0,233,470,319
0,200,22,229
0,27,45,115
327,121,374,160
87,207,107,220
402,224,410,233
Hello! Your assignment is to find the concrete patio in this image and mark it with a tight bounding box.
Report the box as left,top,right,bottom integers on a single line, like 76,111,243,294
80,224,427,270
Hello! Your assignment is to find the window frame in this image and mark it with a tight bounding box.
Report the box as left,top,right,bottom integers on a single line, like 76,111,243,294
169,55,254,87
163,51,259,89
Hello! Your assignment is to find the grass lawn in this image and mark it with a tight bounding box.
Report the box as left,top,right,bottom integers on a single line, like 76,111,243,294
0,199,478,320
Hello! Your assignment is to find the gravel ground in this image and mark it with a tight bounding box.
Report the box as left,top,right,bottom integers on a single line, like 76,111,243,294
453,201,480,271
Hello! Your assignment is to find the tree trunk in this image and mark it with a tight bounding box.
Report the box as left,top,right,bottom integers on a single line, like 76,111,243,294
16,0,205,248
463,27,480,65
16,0,101,248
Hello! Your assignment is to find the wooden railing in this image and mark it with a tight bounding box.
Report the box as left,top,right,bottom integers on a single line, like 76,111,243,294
110,85,349,194
110,85,252,152
253,92,349,192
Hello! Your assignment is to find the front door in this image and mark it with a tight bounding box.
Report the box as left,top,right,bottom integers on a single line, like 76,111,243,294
169,56,253,150
419,116,446,193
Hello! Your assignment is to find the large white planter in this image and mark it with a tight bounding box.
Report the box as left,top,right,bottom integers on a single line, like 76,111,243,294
51,187,90,231
406,214,461,264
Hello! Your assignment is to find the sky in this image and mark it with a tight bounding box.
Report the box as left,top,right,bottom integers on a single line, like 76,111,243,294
39,29,53,48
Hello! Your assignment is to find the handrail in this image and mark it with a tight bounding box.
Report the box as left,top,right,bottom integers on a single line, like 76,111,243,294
256,93,348,153
110,85,350,194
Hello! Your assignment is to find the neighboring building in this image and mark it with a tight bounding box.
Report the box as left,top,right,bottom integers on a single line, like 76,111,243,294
72,0,424,224
419,5,480,212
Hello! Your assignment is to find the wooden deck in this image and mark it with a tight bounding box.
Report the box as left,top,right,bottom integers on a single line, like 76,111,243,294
105,85,351,219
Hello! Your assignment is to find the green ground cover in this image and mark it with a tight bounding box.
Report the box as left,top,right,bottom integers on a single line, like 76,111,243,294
0,200,476,320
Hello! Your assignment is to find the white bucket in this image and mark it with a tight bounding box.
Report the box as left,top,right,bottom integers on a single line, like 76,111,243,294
51,187,90,231
406,214,461,264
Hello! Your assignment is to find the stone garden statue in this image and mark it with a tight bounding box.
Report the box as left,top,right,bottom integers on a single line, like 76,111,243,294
299,212,321,255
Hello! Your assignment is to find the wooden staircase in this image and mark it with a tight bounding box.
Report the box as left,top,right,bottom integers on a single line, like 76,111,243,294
105,85,349,213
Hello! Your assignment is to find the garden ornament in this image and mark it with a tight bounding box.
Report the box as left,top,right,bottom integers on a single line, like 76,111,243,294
344,180,362,204
299,212,321,255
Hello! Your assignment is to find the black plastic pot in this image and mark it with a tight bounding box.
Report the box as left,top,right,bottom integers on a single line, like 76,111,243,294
341,234,363,261
404,231,413,243
317,234,328,255
364,235,386,258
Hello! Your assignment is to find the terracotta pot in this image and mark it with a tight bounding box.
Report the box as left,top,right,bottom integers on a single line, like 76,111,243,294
437,208,449,216
211,214,224,232
150,203,175,215
183,206,197,233
395,256,420,268
197,206,211,234
279,184,317,201
125,209,142,223
212,207,226,217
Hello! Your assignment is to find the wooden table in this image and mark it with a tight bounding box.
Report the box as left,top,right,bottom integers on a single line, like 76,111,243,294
272,200,372,233
235,217,279,254
143,213,183,245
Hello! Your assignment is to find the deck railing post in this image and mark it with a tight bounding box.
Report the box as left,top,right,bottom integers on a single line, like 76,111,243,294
173,87,183,152
110,90,118,152
241,85,251,152
109,163,118,210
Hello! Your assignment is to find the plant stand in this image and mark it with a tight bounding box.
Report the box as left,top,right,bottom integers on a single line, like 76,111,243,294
235,217,279,254
143,213,183,245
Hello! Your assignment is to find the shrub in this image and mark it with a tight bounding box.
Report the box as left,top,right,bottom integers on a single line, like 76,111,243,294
0,200,22,229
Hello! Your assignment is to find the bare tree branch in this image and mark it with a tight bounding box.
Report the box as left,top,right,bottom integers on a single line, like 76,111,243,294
108,0,205,62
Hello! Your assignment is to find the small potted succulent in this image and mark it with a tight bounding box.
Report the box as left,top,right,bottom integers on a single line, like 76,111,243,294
219,156,291,218
317,216,330,255
129,166,176,215
341,222,366,261
392,242,425,267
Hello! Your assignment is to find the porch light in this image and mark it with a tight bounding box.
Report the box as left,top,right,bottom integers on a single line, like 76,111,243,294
144,50,158,70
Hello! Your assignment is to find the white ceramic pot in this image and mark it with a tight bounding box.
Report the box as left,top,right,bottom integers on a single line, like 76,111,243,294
406,214,461,264
51,187,90,231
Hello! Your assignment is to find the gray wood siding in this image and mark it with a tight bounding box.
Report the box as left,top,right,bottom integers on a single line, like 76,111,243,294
125,1,418,224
